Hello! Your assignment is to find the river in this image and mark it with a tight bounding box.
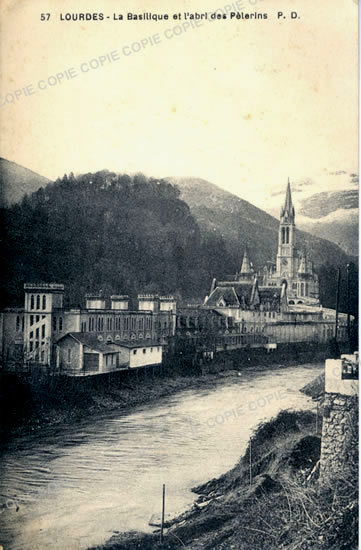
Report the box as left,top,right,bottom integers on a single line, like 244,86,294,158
0,362,322,550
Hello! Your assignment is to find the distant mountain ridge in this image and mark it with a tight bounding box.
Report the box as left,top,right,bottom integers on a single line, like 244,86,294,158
297,189,358,256
168,176,353,271
0,160,355,303
299,190,358,219
0,158,51,207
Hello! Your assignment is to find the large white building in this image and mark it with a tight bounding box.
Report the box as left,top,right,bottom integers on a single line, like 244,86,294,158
0,284,176,371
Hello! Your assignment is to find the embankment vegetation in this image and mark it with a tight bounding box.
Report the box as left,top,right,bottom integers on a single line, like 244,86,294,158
91,408,358,549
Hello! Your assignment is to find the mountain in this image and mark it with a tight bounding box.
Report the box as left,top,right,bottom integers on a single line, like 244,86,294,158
0,158,51,207
1,165,356,312
1,171,231,307
297,190,358,256
168,177,354,272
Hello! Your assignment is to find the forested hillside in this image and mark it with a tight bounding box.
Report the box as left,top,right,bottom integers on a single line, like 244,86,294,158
1,171,234,308
1,170,358,317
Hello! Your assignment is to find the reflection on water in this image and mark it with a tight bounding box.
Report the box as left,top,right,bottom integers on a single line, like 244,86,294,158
0,363,322,550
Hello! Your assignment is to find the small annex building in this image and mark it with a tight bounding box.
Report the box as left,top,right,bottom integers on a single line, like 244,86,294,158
56,332,162,376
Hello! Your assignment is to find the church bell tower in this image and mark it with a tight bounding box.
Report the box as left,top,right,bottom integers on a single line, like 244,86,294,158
276,179,296,279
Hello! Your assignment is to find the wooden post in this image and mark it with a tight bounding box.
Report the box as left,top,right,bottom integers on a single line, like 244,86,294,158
160,483,166,543
346,263,351,351
335,268,341,341
249,439,252,486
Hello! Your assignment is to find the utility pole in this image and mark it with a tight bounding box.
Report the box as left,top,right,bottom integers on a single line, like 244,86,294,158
346,263,351,351
160,483,166,544
335,268,341,341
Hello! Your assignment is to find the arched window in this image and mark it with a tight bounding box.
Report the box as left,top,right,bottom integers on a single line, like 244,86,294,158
30,295,34,309
281,227,285,244
36,295,40,309
59,317,63,331
42,295,46,309
286,227,289,244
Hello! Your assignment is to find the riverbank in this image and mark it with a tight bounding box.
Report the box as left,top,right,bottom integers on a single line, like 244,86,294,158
0,346,331,443
90,409,358,550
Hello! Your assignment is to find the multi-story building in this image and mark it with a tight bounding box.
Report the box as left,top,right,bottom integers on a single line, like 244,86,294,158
0,285,176,369
202,181,349,346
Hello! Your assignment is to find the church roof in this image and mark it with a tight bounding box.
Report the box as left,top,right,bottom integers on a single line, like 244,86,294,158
233,283,254,303
258,287,282,300
240,249,254,274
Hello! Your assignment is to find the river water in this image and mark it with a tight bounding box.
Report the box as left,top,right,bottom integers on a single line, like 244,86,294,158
0,362,322,550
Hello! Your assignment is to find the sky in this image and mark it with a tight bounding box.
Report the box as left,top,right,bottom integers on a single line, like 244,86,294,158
0,0,358,213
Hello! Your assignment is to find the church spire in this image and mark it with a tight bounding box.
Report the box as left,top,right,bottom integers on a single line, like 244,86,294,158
236,248,255,282
240,248,253,274
280,178,295,223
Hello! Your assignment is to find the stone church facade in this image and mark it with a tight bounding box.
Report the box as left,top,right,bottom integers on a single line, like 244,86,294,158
262,180,320,305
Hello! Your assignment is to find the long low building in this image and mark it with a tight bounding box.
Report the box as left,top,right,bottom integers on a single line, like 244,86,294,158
0,284,175,369
56,333,163,376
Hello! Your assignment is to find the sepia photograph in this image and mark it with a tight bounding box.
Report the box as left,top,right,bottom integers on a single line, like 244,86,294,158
0,0,359,549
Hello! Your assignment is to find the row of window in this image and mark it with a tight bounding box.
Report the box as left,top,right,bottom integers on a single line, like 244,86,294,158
30,295,47,310
30,314,46,326
132,347,160,355
281,226,291,244
87,316,153,332
29,340,46,352
29,324,46,339
53,317,63,331
178,317,228,328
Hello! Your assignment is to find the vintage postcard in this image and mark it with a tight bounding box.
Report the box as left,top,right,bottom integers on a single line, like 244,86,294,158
0,1,358,549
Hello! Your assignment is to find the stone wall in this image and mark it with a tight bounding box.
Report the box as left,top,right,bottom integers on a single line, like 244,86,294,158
320,354,358,481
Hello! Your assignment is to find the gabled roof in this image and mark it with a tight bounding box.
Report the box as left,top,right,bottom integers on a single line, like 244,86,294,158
57,333,120,353
233,283,254,305
205,286,240,307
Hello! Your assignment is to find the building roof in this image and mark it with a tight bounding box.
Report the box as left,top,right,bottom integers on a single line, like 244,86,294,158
258,287,282,300
57,333,120,353
57,332,163,351
205,286,240,307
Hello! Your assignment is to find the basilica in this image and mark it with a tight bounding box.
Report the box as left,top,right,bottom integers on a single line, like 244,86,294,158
262,180,319,305
203,180,320,313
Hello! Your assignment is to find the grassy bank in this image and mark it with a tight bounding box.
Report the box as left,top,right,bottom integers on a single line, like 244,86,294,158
90,409,358,550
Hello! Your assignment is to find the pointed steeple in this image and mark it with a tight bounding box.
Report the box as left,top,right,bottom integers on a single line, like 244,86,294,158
280,178,295,223
240,249,253,274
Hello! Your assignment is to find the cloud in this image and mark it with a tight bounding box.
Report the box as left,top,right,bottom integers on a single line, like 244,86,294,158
328,170,347,175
